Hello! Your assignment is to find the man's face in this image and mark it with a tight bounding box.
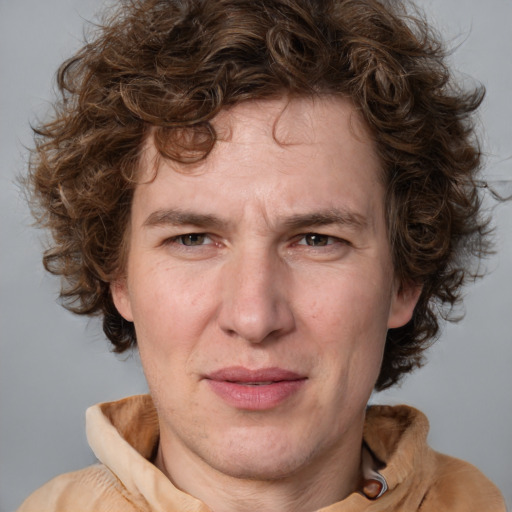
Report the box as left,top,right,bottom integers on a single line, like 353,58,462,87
113,96,418,483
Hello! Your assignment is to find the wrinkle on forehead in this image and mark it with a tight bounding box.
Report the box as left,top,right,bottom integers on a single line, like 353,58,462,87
213,95,371,149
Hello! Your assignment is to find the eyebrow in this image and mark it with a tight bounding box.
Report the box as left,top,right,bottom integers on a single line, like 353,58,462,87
143,207,368,232
143,208,230,230
282,209,369,231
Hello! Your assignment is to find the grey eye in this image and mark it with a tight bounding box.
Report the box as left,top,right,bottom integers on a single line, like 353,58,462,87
179,234,207,246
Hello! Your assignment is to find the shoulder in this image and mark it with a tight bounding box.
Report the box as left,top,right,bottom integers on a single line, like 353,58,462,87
420,451,507,511
17,464,144,512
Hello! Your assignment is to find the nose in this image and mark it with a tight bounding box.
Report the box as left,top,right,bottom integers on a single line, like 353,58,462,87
217,250,295,344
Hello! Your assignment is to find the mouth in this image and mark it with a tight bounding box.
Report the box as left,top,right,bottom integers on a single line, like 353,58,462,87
237,381,274,386
204,366,307,410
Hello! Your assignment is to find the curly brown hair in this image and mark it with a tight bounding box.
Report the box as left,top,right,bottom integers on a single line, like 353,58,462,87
28,0,489,390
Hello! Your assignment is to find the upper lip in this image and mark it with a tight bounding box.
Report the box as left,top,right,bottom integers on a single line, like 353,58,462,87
205,366,306,383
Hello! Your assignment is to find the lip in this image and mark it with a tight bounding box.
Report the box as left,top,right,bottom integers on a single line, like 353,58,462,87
204,366,307,411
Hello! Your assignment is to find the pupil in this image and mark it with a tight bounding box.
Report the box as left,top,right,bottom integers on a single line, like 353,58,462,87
307,234,328,246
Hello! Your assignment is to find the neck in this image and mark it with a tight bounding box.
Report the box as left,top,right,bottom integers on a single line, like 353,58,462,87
154,429,363,512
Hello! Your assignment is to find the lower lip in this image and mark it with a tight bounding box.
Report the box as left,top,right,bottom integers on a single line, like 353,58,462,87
206,379,306,410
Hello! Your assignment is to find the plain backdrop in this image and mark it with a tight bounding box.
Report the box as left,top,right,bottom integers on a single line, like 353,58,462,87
1,0,511,510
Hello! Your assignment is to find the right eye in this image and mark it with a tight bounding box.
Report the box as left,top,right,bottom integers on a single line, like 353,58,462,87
175,233,209,247
174,233,211,246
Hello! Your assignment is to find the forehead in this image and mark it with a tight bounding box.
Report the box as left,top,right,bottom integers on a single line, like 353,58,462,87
135,96,384,229
211,96,369,149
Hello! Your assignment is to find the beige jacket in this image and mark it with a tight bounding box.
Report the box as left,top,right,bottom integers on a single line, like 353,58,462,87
18,394,506,511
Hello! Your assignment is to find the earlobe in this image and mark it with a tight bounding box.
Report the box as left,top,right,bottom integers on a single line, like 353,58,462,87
110,279,134,322
387,283,422,329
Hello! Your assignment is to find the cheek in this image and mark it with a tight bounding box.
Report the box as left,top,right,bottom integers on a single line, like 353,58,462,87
127,263,215,354
302,269,392,343
299,269,391,391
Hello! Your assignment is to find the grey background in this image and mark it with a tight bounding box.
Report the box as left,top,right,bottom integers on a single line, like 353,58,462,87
0,0,510,510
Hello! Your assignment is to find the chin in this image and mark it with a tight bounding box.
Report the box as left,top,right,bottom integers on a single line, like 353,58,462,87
212,454,307,481
205,428,316,481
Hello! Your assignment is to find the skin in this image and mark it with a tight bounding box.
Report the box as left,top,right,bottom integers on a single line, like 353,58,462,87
112,96,420,512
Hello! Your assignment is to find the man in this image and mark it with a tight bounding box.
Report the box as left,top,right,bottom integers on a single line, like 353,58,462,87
17,0,506,510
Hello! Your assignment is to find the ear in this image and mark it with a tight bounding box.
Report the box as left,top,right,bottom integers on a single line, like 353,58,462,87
110,279,134,322
387,282,422,329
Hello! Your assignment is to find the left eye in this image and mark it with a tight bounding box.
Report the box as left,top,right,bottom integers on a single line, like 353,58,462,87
176,233,211,246
297,233,336,247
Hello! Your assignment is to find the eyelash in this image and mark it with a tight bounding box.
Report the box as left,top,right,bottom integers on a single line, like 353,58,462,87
163,233,214,247
295,233,347,247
